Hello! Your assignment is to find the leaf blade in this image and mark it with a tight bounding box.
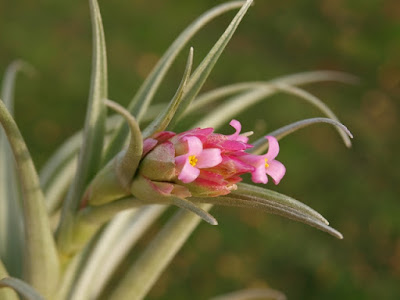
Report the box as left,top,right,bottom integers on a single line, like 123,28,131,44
0,98,59,299
193,71,357,129
0,278,45,300
108,204,212,300
142,47,194,138
0,61,30,277
167,0,254,130
56,0,108,256
102,1,246,163
251,117,353,155
0,260,19,300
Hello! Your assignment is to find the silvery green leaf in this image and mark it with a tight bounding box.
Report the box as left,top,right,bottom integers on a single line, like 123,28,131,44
39,130,82,192
55,246,90,300
40,115,120,215
142,47,193,138
0,61,31,277
1,60,35,114
70,206,165,300
141,103,166,123
171,196,218,225
167,0,254,130
0,278,44,300
204,196,342,239
195,183,343,239
102,1,246,164
108,203,212,300
271,83,352,147
44,157,77,215
188,70,356,114
235,183,329,224
251,117,353,155
104,100,142,189
0,260,18,300
56,0,108,255
0,99,60,298
193,71,358,129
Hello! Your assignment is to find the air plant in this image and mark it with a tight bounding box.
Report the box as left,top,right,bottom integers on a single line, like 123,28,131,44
0,0,355,299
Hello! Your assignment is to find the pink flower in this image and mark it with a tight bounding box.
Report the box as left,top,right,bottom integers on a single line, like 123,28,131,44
227,119,250,143
203,119,252,152
175,136,222,183
237,135,286,184
139,120,286,198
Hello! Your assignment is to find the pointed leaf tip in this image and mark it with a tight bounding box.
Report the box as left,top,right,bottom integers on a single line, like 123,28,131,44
171,196,218,225
105,99,143,187
143,47,194,137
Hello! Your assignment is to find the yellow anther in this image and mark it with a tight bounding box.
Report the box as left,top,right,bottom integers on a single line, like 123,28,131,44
264,158,269,168
189,155,198,167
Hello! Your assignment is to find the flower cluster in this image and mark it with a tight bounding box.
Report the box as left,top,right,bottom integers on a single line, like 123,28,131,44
135,120,286,198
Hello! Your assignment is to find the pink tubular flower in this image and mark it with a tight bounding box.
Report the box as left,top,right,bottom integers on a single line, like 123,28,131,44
237,135,286,184
175,136,222,183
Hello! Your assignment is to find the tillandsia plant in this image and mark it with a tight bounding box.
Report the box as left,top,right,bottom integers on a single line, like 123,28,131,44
0,0,356,299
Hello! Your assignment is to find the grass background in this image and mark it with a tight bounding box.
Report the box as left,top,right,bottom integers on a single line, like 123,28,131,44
1,0,399,299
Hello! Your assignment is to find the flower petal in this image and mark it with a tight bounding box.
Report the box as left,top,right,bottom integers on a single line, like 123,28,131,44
221,155,254,175
198,170,225,184
220,140,251,151
229,119,241,137
266,159,286,184
175,154,188,168
178,160,200,183
196,148,222,168
251,164,268,184
228,119,249,143
265,135,280,160
184,136,203,156
236,153,263,166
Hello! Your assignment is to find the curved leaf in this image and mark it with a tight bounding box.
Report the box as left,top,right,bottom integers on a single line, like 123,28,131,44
0,278,44,300
0,260,18,300
236,183,329,224
0,61,32,277
0,99,59,298
105,100,142,189
194,183,343,239
188,71,356,114
142,47,194,138
171,196,218,225
271,83,352,147
251,117,353,155
193,71,358,129
70,206,165,300
102,1,246,164
40,116,120,215
1,60,35,114
109,203,212,300
56,0,108,255
167,0,254,130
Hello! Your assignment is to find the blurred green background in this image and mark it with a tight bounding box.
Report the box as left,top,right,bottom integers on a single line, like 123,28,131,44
1,0,399,299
